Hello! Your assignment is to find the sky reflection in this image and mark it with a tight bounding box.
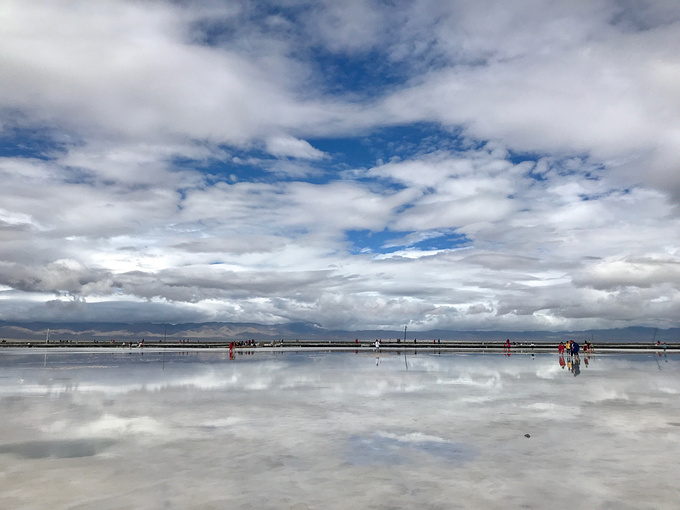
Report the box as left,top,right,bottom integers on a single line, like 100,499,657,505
0,350,678,509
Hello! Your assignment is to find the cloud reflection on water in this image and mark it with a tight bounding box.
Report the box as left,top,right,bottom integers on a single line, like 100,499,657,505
0,350,678,509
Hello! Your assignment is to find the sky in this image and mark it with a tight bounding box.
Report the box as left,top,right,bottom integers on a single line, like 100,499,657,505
1,0,680,332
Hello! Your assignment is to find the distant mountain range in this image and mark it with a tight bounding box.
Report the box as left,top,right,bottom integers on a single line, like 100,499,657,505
0,320,674,343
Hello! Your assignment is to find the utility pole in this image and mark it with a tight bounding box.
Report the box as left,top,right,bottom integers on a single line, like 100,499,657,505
403,325,408,370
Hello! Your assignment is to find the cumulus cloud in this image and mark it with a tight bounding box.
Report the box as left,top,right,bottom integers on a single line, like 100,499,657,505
0,0,339,144
2,0,680,332
574,256,680,290
265,136,327,160
375,5,680,199
0,259,111,295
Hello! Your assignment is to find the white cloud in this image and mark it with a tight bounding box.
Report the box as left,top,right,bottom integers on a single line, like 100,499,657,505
2,1,680,332
574,256,680,290
265,136,326,160
376,13,680,199
0,0,334,144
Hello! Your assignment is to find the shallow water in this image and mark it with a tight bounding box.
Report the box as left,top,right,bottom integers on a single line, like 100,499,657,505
0,349,678,509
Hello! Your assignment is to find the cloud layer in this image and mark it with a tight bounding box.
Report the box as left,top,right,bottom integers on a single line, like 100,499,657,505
1,0,680,331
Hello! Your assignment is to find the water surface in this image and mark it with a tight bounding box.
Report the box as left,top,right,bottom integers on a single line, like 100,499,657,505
1,349,678,509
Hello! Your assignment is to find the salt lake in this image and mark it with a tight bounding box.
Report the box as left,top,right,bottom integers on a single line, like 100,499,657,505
1,349,678,509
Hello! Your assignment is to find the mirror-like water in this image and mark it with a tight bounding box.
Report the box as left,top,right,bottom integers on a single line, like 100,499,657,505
1,349,678,509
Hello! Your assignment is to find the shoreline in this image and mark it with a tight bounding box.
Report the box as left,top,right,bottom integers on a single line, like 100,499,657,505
0,339,676,353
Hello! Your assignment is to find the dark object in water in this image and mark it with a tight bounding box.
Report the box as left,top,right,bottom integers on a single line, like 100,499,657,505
524,434,530,438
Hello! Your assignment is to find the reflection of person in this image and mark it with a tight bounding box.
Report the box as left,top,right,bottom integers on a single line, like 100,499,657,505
572,357,581,376
559,355,566,369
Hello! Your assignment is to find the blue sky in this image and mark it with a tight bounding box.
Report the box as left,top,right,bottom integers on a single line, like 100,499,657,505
1,0,680,331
